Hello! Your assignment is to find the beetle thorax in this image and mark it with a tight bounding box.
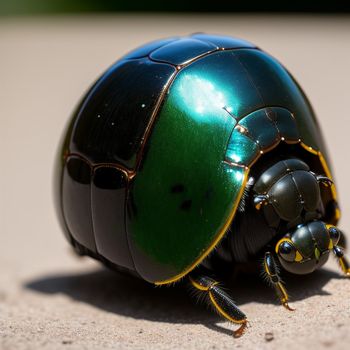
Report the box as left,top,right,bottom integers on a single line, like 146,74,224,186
253,158,324,230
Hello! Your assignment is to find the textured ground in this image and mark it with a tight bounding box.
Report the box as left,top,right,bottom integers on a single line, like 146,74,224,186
1,14,350,350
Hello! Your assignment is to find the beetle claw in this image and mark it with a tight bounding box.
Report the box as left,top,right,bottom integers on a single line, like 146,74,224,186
283,302,295,312
233,321,248,338
316,175,333,187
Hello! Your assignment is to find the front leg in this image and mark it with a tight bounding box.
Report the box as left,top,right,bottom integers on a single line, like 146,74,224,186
263,252,294,311
189,274,248,337
333,246,350,275
329,226,350,275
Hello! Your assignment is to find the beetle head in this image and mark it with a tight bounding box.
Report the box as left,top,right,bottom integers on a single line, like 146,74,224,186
275,221,340,274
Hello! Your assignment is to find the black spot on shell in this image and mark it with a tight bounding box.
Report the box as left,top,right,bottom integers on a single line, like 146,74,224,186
180,199,192,211
171,184,185,193
204,187,214,200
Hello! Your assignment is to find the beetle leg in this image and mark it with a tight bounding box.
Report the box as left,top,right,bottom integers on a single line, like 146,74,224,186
263,252,295,311
316,174,333,187
333,246,350,275
189,274,248,338
329,227,350,275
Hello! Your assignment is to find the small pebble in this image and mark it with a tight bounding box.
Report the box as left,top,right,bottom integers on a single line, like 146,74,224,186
265,332,274,342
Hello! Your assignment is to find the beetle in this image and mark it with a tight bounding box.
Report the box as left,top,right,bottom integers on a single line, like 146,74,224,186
55,33,349,337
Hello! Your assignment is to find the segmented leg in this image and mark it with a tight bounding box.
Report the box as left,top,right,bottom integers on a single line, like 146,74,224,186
329,228,350,275
333,246,350,275
189,274,247,338
263,252,294,311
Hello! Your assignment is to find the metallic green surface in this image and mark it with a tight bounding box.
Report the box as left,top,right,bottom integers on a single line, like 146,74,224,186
225,107,301,166
127,51,256,282
239,111,279,150
272,107,300,141
226,129,259,165
127,49,332,283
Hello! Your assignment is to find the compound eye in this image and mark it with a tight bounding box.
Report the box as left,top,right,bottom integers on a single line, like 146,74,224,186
278,241,296,262
329,227,340,245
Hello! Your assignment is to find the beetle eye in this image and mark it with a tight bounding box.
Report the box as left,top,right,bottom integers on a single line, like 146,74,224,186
329,227,340,245
278,241,296,262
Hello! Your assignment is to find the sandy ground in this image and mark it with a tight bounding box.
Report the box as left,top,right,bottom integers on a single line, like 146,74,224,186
1,14,350,350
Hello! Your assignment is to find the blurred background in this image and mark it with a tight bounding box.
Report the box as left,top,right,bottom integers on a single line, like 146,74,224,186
1,2,350,350
1,1,350,14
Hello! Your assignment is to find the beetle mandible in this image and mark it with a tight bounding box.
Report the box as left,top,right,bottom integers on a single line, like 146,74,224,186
55,34,349,337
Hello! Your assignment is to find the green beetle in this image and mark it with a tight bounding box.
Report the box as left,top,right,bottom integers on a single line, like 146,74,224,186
55,34,348,337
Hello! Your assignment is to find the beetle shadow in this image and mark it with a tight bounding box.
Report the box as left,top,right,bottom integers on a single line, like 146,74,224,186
25,264,344,336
